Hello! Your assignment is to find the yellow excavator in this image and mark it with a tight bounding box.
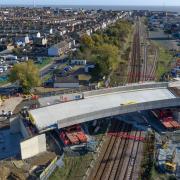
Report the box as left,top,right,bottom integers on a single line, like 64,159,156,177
161,138,168,149
164,150,176,173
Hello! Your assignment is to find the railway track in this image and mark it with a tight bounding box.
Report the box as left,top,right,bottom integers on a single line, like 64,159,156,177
91,120,144,180
128,21,141,83
93,121,126,180
128,18,158,83
146,47,158,81
124,131,141,180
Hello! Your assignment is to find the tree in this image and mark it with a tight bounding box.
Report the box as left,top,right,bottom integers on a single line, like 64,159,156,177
90,44,120,81
81,34,94,48
94,44,119,71
9,61,41,93
92,34,104,45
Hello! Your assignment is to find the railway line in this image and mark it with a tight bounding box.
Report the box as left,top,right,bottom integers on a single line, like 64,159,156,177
90,120,144,180
141,45,157,82
128,21,141,83
146,47,158,81
128,18,158,83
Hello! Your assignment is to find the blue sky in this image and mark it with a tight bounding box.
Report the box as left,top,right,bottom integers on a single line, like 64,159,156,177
2,0,180,6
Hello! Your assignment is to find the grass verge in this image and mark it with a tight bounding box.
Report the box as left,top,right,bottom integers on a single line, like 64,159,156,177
49,153,93,180
153,41,173,80
36,57,53,69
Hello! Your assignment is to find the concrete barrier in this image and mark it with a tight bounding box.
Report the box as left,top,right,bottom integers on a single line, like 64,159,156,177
39,154,64,180
58,98,180,128
83,82,169,97
20,134,46,160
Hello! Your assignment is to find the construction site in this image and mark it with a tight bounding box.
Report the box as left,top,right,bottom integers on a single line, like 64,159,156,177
0,11,179,180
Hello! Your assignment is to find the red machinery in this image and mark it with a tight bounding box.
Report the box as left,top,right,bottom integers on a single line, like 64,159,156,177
153,109,180,129
60,131,71,145
59,124,87,146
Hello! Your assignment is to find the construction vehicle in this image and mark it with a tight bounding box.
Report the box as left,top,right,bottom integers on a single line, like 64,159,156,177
161,137,168,149
23,94,32,100
152,109,180,129
164,150,176,173
59,124,87,146
60,131,71,145
120,101,137,106
162,141,168,149
23,94,39,100
164,162,176,173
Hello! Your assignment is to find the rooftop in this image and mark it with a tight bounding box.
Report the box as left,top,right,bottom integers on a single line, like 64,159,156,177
54,76,79,84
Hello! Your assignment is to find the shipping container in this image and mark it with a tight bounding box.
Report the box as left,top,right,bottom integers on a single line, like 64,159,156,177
59,93,83,102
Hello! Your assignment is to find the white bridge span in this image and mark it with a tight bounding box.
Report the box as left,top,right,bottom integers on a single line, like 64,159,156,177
29,82,180,132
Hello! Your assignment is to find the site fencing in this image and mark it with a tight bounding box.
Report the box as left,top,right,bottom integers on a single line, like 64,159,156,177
83,82,169,97
37,82,169,98
37,85,96,98
39,154,64,180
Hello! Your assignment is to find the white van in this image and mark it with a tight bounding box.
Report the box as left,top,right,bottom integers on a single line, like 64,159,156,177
0,68,3,73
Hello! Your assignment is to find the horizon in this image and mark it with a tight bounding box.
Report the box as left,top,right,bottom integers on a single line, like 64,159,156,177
1,4,180,7
1,0,180,7
1,4,180,12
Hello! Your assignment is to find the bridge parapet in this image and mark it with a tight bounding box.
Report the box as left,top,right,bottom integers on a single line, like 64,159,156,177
84,82,169,97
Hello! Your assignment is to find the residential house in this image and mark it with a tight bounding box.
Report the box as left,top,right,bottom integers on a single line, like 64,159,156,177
48,39,73,56
33,37,48,46
71,59,87,65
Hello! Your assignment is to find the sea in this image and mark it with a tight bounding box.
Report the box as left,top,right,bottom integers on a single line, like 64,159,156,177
1,5,180,13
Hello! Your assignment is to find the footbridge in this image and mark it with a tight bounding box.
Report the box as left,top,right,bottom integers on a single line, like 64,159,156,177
29,82,180,132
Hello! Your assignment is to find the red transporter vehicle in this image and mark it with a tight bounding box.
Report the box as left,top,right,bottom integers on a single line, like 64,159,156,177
59,131,71,145
153,109,180,129
59,124,87,146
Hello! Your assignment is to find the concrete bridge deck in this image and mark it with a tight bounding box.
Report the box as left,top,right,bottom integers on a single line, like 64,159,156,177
29,82,180,132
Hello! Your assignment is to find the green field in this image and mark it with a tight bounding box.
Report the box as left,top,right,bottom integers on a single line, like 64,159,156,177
49,153,93,180
36,57,53,69
153,42,173,80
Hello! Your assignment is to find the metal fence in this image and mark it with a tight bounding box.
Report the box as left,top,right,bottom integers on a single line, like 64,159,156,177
83,82,169,97
37,85,96,98
39,154,64,180
37,82,169,98
58,98,180,128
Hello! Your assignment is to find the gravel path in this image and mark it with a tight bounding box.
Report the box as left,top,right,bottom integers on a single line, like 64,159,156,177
0,97,22,113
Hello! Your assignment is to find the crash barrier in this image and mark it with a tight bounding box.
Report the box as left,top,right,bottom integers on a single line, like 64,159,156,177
58,98,180,128
37,82,169,98
37,85,96,98
39,154,64,180
83,82,169,97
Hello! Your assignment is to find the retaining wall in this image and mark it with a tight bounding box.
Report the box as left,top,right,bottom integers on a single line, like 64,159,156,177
83,82,169,97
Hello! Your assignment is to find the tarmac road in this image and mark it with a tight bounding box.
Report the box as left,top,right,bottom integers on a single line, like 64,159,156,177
40,55,68,78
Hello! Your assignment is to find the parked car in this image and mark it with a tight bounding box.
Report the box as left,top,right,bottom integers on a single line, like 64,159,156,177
0,68,3,73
